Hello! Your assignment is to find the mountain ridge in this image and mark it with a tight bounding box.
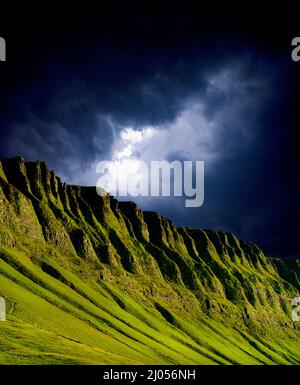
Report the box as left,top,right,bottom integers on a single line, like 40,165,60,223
0,156,300,364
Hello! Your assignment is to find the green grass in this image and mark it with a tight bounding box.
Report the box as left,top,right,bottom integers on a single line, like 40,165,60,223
0,246,299,364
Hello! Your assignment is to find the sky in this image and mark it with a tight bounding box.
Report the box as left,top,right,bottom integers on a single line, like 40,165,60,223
0,2,299,257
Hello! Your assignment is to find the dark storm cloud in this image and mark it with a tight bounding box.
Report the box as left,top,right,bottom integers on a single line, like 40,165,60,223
0,3,299,256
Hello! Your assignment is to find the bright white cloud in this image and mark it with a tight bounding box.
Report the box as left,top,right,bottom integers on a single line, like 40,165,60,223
113,126,156,161
110,101,217,167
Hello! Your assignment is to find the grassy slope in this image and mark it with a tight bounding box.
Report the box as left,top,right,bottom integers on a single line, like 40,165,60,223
0,248,294,365
0,157,300,364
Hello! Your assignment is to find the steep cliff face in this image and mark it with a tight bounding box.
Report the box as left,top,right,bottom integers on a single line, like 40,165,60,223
0,156,299,365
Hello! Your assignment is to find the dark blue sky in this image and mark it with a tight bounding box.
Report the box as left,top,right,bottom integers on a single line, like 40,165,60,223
0,2,299,256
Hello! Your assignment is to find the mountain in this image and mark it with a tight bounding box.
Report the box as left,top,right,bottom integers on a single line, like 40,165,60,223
0,156,300,364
